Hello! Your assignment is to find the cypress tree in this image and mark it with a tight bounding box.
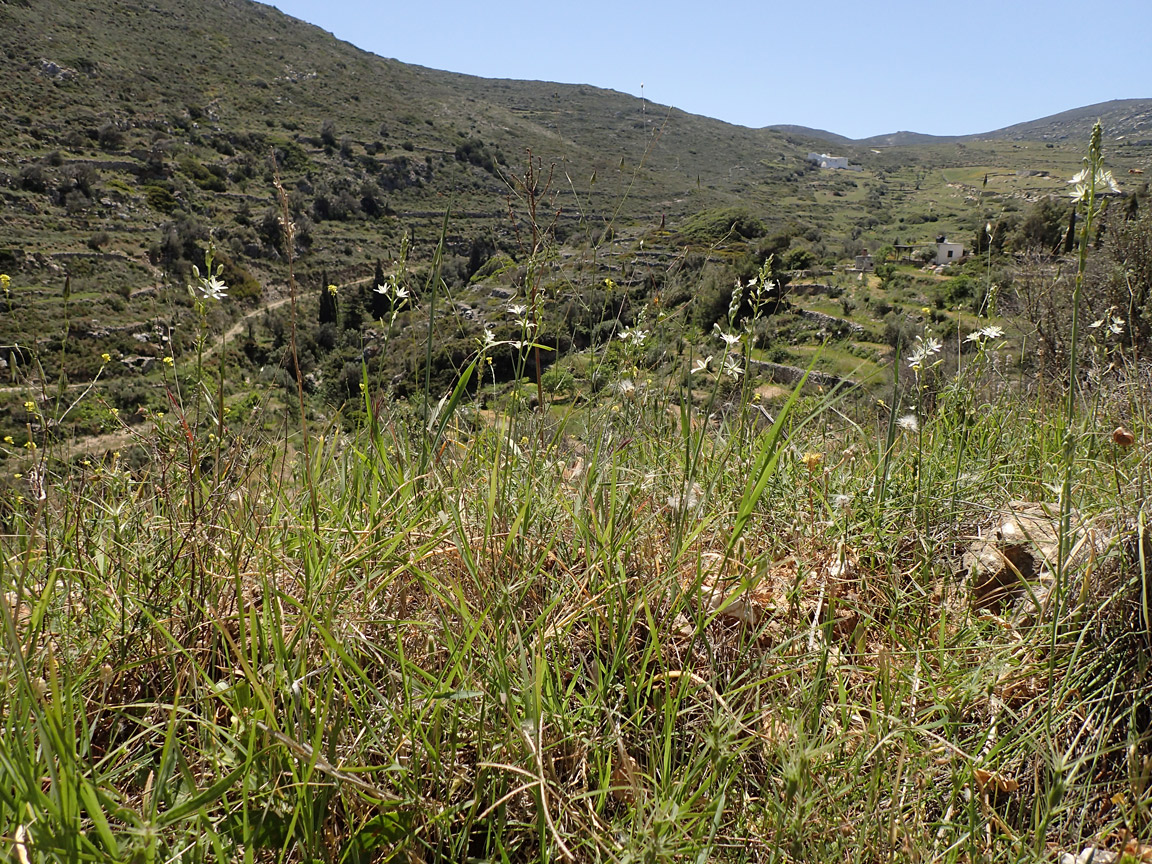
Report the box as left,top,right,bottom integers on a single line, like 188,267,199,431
342,281,364,332
371,258,388,321
319,270,338,325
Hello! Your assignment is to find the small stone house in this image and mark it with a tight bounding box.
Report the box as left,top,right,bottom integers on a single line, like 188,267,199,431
935,237,963,265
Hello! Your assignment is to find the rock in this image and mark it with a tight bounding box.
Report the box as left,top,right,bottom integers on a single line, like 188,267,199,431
119,355,155,372
1058,847,1117,864
960,501,1092,613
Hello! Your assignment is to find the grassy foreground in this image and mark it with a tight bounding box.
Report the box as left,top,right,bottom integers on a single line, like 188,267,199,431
1,327,1151,863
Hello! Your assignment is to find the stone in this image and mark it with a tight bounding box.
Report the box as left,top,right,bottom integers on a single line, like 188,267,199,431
961,501,1083,611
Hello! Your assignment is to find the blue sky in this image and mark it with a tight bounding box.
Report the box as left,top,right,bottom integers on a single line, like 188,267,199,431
264,0,1150,140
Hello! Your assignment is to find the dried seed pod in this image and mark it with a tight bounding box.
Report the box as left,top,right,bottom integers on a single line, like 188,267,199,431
1112,426,1136,447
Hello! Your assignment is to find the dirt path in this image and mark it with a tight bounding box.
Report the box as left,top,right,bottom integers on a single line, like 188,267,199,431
6,277,384,461
202,292,293,359
1,280,348,393
204,274,379,358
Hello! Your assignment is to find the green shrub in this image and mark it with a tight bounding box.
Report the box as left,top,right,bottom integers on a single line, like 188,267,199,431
679,207,766,243
143,182,178,214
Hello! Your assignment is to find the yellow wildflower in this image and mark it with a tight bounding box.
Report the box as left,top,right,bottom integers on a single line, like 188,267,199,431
101,353,111,363
801,451,823,471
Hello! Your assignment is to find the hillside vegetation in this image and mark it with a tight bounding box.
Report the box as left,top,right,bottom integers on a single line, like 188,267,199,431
2,1,1151,446
2,2,1152,860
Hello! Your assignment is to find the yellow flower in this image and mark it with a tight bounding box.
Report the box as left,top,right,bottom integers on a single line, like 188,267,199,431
24,401,35,411
163,356,174,366
101,353,111,363
801,451,823,471
3,436,12,444
0,274,9,290
327,284,338,295
24,441,36,451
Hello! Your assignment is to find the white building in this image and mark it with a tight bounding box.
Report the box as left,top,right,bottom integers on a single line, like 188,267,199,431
935,238,963,265
807,152,849,170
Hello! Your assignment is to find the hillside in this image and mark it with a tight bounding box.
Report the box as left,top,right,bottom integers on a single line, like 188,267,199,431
979,98,1152,143
2,0,1152,449
4,0,1147,284
0,0,811,237
771,99,1152,148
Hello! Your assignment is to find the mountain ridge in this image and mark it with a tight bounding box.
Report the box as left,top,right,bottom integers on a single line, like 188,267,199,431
768,98,1152,148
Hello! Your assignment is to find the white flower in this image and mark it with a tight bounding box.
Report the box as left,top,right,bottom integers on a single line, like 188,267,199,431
897,414,919,433
480,328,496,350
907,336,942,368
967,325,1005,344
507,304,526,317
374,281,410,301
722,356,743,379
207,275,229,299
1109,316,1125,335
1068,166,1121,202
692,355,713,374
192,274,228,301
615,378,636,396
716,329,741,348
618,327,647,348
